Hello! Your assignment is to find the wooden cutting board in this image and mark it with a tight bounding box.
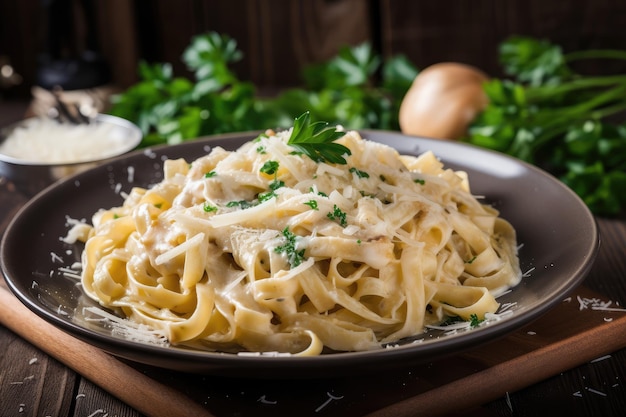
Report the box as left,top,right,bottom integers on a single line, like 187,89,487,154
365,285,626,416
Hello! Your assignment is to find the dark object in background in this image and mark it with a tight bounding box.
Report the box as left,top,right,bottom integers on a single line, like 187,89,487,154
36,0,110,91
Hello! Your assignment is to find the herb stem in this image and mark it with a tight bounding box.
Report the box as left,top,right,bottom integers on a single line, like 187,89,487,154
525,74,626,101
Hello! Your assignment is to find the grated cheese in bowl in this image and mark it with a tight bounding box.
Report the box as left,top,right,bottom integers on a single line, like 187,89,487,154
0,114,142,195
0,115,141,165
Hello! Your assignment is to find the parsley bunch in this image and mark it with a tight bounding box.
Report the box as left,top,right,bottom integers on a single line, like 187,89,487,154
109,32,417,147
467,37,626,216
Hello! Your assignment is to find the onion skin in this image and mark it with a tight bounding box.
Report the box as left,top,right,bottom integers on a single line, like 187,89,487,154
399,62,489,140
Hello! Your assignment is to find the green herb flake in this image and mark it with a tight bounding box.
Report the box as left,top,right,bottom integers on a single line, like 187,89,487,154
254,133,269,142
258,191,277,202
469,314,484,328
414,178,425,185
226,200,255,209
465,255,477,264
274,227,306,268
304,199,319,210
260,160,279,176
327,204,348,227
309,187,329,198
269,180,285,191
349,167,370,178
256,145,266,154
203,202,218,213
205,171,217,178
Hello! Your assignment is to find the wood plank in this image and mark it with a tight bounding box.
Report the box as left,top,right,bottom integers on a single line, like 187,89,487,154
73,378,142,417
378,0,626,77
0,329,75,417
131,0,372,88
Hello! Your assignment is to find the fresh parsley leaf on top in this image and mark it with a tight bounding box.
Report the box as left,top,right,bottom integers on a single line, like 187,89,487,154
287,112,351,164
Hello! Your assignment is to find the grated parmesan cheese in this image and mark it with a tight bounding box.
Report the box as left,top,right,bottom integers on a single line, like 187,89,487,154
0,117,134,164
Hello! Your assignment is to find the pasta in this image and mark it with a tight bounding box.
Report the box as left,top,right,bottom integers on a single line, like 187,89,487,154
75,127,521,355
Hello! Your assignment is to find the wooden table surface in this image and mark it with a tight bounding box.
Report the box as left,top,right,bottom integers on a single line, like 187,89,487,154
1,100,625,417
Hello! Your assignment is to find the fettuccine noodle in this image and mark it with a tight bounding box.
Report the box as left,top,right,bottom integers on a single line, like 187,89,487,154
75,128,521,355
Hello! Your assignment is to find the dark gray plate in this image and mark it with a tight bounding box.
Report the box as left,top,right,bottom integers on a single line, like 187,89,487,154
1,130,599,377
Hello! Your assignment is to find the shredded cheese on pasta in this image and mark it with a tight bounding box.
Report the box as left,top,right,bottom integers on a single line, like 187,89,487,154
75,129,521,355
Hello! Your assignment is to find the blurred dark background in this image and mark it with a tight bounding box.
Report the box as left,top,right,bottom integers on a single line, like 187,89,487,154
2,0,626,108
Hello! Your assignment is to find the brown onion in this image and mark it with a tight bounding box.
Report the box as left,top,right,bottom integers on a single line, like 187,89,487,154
399,62,489,140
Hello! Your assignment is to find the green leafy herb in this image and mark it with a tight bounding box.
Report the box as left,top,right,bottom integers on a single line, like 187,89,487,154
349,167,370,178
258,191,277,202
205,170,217,178
287,112,351,164
467,36,626,216
258,180,285,202
327,204,348,227
269,180,285,191
109,32,417,147
309,187,329,198
413,178,425,185
260,160,279,175
304,199,319,210
274,227,306,267
203,202,218,213
469,314,484,328
226,200,255,209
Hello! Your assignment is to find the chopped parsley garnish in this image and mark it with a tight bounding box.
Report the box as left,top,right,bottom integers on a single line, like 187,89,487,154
469,314,484,328
414,178,426,185
260,160,279,176
442,314,484,328
309,187,328,197
205,170,217,178
304,199,318,210
253,133,268,142
465,255,477,264
287,112,351,165
256,145,266,154
258,179,285,202
327,204,348,227
274,227,306,267
226,200,255,209
359,190,376,198
258,191,277,202
349,167,370,178
269,180,285,191
203,202,218,213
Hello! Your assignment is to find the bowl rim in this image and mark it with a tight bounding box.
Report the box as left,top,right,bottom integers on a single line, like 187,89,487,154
0,113,142,166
